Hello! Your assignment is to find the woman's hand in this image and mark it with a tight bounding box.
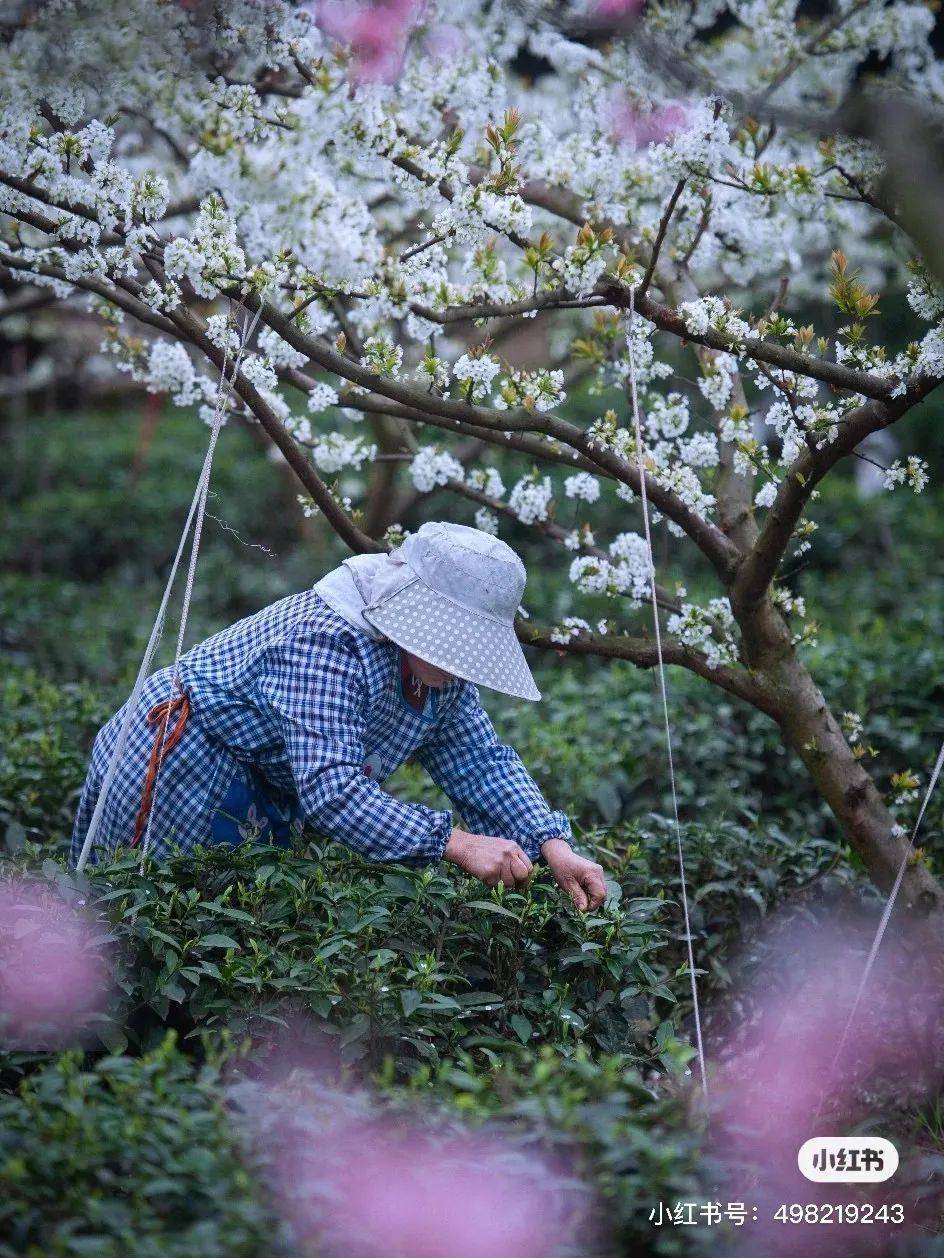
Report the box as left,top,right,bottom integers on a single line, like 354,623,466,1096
444,827,533,889
541,838,607,911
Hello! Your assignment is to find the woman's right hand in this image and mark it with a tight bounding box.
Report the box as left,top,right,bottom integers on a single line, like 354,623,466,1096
443,827,533,889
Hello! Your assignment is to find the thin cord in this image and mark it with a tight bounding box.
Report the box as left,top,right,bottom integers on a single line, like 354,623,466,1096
75,296,264,874
627,286,708,1099
141,297,266,863
73,435,215,873
137,405,226,864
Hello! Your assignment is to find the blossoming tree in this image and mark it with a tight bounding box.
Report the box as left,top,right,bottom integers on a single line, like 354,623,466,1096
3,0,943,918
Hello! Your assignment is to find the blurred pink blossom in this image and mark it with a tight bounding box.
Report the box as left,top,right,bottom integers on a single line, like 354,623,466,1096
314,0,424,83
234,1043,585,1256
707,909,943,1253
278,1123,566,1256
245,1018,341,1085
611,99,689,149
0,878,112,1047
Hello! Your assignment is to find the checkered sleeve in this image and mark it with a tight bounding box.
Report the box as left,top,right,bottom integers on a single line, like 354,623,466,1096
257,629,453,864
418,683,572,862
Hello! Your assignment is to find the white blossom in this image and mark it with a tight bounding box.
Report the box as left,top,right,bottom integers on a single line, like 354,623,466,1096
564,472,600,502
494,367,565,413
508,473,553,524
667,598,740,670
144,341,197,405
361,334,403,377
550,616,591,645
474,507,499,534
677,432,719,468
258,326,308,370
453,353,501,401
913,326,944,378
311,433,376,473
467,466,505,499
679,295,753,345
883,455,930,493
754,481,779,509
409,446,464,492
307,382,341,413
906,274,944,323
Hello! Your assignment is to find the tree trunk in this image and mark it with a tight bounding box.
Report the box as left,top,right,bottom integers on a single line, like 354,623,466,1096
740,598,944,924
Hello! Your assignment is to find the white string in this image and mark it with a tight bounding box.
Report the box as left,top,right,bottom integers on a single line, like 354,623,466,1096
75,296,262,874
136,406,226,864
627,287,709,1098
140,298,266,863
828,734,944,1076
72,430,219,874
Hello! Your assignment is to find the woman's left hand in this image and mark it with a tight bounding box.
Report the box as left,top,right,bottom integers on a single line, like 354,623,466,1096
541,839,607,912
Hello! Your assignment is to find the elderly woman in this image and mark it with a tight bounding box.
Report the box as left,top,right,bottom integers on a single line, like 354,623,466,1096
72,522,606,910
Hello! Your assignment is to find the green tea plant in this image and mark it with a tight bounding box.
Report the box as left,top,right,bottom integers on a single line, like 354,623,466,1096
0,669,109,853
0,1036,281,1258
15,839,677,1072
0,837,710,1257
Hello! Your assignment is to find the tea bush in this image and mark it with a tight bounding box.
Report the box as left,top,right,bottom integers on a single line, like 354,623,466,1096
0,1030,711,1257
0,801,869,1254
0,837,713,1256
0,668,109,853
0,1037,281,1258
12,838,679,1070
397,1049,712,1255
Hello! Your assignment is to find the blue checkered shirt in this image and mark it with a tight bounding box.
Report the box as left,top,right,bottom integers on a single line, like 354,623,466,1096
71,591,571,866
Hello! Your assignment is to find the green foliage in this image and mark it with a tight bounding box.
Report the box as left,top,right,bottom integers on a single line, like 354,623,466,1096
0,405,308,586
0,669,109,853
0,405,333,683
590,816,863,1003
0,835,711,1256
401,1049,711,1254
16,839,677,1073
0,1036,280,1257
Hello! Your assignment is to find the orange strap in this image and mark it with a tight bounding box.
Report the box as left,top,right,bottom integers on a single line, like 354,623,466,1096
131,692,191,849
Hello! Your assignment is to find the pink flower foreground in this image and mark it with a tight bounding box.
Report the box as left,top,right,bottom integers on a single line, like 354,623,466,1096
0,878,112,1047
707,908,944,1253
235,1035,586,1256
280,1125,564,1257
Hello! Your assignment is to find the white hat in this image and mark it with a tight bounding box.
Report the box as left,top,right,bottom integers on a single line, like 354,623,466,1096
362,522,541,701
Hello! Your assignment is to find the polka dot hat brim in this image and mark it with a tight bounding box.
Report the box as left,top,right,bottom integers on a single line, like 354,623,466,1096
362,577,541,702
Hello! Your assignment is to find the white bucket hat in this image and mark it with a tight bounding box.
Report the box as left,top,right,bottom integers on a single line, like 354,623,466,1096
362,522,541,701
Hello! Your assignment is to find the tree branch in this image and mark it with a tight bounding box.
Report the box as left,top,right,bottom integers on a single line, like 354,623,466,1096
733,381,942,608
519,621,776,714
0,284,59,319
0,248,180,337
166,304,383,555
255,295,742,578
604,281,900,402
639,178,686,295
412,275,900,403
279,366,608,475
0,168,105,230
410,290,607,324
